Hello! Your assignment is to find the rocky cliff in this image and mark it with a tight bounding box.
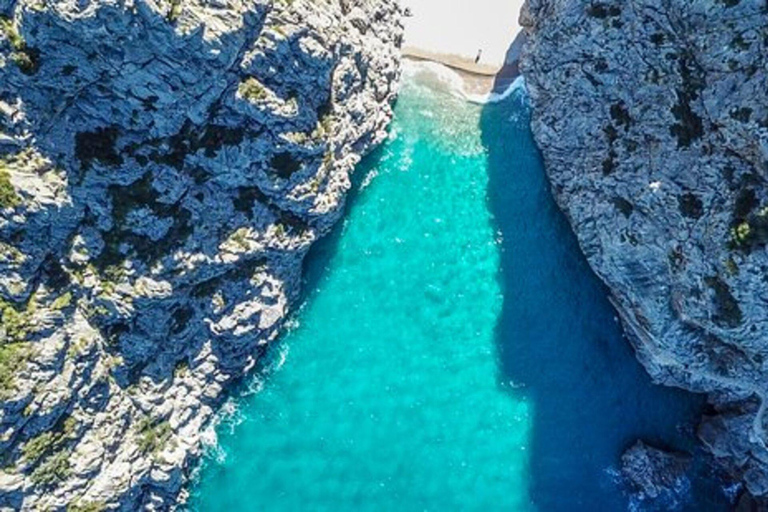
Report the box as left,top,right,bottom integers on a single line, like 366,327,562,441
520,0,768,500
0,0,401,508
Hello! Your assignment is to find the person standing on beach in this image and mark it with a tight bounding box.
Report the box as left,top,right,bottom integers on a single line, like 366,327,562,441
475,49,483,63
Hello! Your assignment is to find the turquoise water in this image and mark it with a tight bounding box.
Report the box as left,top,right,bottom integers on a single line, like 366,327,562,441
189,68,729,510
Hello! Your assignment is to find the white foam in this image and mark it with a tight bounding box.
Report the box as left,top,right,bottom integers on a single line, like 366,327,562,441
194,340,292,469
360,169,379,190
401,59,526,105
401,60,468,99
465,75,526,105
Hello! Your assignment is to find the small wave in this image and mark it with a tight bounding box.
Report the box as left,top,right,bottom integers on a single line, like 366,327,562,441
271,342,290,372
360,169,379,190
198,400,240,465
401,59,467,98
465,75,526,105
218,398,247,432
284,316,300,332
603,465,623,487
196,341,292,466
199,423,219,452
401,59,526,105
243,378,265,396
200,427,227,465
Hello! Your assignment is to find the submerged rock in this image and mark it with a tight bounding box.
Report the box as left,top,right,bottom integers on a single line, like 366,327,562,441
621,441,691,505
521,0,768,499
0,0,401,508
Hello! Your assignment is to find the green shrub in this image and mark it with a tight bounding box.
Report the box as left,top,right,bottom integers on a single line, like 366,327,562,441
0,168,19,209
167,0,182,22
30,449,71,488
730,221,751,248
62,416,78,438
51,291,73,310
68,502,106,512
0,342,31,397
0,17,24,50
0,242,23,264
66,337,89,359
238,78,267,102
10,50,38,74
137,417,172,454
1,298,30,343
320,114,334,134
0,19,39,75
229,228,250,250
21,432,56,464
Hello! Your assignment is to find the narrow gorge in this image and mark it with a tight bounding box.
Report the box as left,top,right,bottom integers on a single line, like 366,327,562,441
1,0,767,509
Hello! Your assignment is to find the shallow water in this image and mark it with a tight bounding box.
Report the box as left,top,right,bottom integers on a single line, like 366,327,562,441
188,66,730,511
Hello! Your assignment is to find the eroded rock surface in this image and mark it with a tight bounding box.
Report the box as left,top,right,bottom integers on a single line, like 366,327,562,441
0,0,401,508
621,441,691,506
521,0,768,499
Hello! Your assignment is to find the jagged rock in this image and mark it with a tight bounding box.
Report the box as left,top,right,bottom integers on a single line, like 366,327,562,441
0,0,402,508
521,0,768,498
621,441,691,503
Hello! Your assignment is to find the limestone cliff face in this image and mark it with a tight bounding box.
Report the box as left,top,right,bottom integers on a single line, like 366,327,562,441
0,0,401,508
521,0,768,498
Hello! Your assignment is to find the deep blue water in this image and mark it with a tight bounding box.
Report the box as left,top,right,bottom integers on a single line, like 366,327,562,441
189,64,730,511
479,73,729,511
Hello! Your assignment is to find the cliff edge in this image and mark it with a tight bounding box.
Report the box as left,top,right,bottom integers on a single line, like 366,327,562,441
0,0,401,508
521,0,768,500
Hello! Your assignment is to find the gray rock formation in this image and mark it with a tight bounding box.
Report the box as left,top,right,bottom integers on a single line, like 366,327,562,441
0,0,401,508
621,441,691,506
520,0,768,499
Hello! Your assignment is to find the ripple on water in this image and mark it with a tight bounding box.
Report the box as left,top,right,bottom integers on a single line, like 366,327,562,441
189,65,731,512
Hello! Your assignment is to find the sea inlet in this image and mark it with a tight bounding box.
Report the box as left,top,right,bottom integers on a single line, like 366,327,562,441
189,63,730,511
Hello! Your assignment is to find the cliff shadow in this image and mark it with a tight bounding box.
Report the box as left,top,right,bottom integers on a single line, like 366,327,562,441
298,142,387,303
479,55,729,510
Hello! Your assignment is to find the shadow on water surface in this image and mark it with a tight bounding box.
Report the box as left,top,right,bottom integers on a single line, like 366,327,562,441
298,143,387,307
191,56,734,510
479,82,731,510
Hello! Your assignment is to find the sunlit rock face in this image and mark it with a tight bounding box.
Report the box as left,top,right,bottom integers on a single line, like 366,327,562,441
0,0,401,508
521,0,768,501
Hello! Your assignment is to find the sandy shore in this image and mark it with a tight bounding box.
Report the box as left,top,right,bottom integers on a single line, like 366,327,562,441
400,0,526,97
400,0,526,95
401,0,524,65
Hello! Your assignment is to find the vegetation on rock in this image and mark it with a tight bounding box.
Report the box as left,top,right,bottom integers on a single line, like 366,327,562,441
238,77,267,102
